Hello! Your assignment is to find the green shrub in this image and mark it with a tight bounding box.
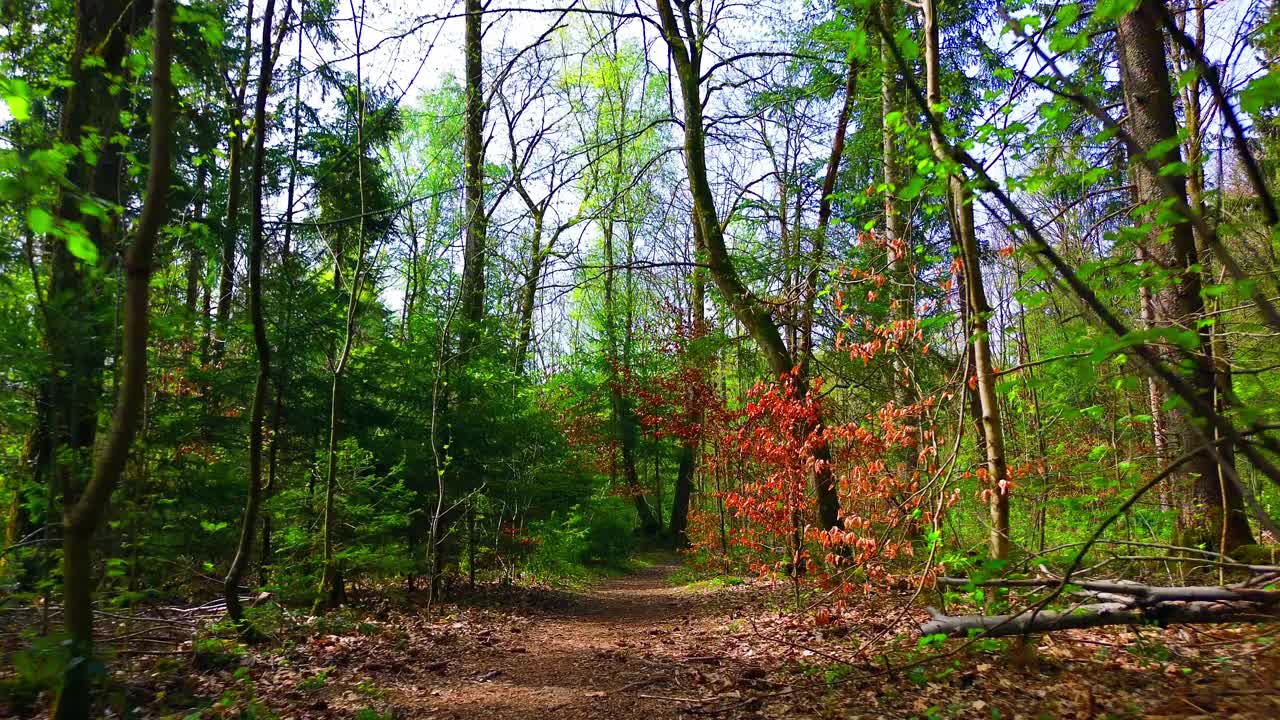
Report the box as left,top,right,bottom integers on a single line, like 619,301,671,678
525,497,638,577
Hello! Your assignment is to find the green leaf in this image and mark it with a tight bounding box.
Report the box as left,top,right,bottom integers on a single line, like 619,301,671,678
894,29,920,62
848,28,869,62
1093,0,1140,24
65,225,99,265
898,175,927,201
1241,73,1280,115
3,78,31,121
5,94,29,121
26,207,53,234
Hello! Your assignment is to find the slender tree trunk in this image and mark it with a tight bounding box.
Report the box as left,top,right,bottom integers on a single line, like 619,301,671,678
602,216,659,533
54,1,174,714
923,0,1010,559
184,162,208,364
670,220,707,547
514,212,544,373
881,1,918,476
1116,0,1252,550
212,0,256,360
1139,259,1172,509
224,0,282,637
261,0,305,586
213,124,244,358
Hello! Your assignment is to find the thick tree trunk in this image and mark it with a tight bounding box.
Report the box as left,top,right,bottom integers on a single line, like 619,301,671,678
45,0,143,553
54,1,174,715
225,0,281,637
922,0,1011,559
1116,0,1252,550
459,0,487,349
670,448,694,546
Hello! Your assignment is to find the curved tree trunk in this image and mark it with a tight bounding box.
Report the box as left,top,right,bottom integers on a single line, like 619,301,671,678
654,0,840,531
224,0,283,638
54,1,175,715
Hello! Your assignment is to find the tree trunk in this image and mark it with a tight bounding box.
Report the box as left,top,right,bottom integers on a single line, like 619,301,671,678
881,0,918,479
654,0,840,531
514,212,544,373
44,0,144,563
671,440,694,547
212,0,256,361
224,0,281,638
670,220,707,547
54,1,174,714
459,0,487,349
184,161,207,364
921,599,1280,638
603,215,658,534
213,107,245,359
922,0,1011,560
1116,0,1252,550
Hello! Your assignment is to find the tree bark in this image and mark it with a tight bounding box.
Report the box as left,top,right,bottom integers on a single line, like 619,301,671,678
224,0,282,638
654,0,840,531
54,1,174,714
1116,0,1252,550
514,211,544,373
921,600,1280,638
922,0,1011,559
459,0,487,350
44,0,145,557
670,220,707,547
212,0,256,360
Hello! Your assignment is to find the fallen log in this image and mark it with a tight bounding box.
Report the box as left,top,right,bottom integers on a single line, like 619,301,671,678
920,600,1280,638
934,577,1280,605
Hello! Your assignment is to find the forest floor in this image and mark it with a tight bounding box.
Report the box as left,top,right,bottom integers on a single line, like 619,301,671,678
8,558,1280,719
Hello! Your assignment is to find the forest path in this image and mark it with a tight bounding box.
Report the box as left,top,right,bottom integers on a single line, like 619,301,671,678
389,560,741,720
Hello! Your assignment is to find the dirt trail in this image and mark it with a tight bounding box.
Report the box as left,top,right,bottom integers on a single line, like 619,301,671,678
392,562,736,720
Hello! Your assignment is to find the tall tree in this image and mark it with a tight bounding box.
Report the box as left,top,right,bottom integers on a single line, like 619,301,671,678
669,217,706,546
212,0,258,360
54,0,175,714
654,0,841,531
224,0,284,636
317,0,379,609
1116,0,1252,550
459,0,487,350
921,0,1011,559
